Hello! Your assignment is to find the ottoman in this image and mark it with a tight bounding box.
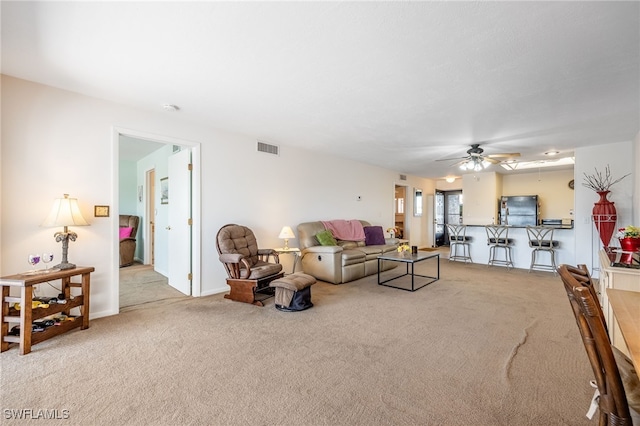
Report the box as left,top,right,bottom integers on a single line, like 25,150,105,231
269,272,316,311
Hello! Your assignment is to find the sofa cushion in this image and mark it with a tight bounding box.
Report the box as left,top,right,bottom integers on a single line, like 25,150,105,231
315,230,337,246
119,227,133,239
337,240,358,249
364,226,385,246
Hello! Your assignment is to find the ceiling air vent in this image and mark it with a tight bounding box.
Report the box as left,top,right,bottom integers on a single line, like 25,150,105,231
257,141,279,156
399,174,407,181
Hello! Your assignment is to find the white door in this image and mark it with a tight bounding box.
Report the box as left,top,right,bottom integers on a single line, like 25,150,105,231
167,148,192,295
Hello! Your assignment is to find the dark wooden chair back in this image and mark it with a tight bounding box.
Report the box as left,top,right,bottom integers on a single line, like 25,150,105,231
558,264,632,425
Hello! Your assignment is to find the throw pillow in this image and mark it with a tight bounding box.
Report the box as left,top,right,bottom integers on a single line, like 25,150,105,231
119,227,133,239
364,226,386,246
315,230,337,246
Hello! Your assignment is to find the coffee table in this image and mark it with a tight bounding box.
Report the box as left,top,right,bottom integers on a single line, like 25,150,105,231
377,251,439,291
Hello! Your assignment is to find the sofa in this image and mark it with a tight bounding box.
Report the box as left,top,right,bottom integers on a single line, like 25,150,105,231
297,220,399,284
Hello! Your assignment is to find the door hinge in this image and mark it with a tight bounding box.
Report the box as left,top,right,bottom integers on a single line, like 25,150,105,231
188,218,192,226
188,273,192,281
188,163,193,171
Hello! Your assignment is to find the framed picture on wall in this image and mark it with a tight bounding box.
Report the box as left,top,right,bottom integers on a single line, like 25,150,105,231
160,177,169,204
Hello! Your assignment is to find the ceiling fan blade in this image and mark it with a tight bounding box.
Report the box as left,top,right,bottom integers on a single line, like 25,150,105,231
486,153,521,158
435,156,468,162
484,157,501,164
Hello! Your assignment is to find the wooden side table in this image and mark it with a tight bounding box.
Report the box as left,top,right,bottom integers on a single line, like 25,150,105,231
1,266,94,355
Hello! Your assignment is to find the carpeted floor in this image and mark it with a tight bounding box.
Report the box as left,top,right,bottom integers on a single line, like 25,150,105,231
1,261,594,425
119,263,187,310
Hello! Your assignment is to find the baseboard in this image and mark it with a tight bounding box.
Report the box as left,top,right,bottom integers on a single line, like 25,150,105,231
200,286,229,297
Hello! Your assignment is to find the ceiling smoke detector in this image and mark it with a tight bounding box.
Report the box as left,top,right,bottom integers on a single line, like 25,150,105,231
162,104,179,112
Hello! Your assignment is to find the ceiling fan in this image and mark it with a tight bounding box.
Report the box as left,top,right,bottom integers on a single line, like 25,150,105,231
437,144,521,171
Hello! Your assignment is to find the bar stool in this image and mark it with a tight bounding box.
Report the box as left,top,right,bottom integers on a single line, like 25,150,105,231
484,225,514,269
526,226,559,275
446,224,472,263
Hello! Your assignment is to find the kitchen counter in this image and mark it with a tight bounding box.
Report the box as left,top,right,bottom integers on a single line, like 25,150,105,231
466,224,574,229
451,225,575,269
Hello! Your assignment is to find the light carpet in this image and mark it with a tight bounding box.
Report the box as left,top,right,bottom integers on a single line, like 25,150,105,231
1,261,593,425
119,263,187,310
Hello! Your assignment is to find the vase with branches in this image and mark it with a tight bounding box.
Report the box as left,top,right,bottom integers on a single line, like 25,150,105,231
583,165,630,248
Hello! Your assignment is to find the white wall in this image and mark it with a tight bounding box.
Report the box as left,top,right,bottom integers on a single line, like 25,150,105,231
119,160,138,215
574,140,635,275
0,75,433,318
634,132,640,226
462,172,502,225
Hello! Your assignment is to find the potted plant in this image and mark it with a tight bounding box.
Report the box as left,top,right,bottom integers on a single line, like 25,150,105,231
616,225,640,252
386,227,399,238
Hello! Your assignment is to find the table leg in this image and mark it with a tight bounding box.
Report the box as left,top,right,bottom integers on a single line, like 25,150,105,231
20,286,33,355
62,276,71,317
1,286,9,352
411,261,415,291
81,272,90,330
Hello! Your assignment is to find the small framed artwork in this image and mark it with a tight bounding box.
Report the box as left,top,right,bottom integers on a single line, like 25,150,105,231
138,185,143,202
94,205,110,217
160,177,169,204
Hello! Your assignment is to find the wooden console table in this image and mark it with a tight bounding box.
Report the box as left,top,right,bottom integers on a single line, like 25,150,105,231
598,250,640,359
1,266,94,355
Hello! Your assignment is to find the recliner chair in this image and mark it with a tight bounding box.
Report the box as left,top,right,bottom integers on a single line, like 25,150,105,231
119,215,140,267
216,224,284,306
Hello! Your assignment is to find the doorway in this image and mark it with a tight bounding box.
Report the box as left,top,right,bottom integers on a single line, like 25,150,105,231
115,128,201,313
394,185,407,239
434,190,463,246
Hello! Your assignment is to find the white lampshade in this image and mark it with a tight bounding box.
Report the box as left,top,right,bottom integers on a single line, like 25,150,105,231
42,194,89,227
278,226,295,239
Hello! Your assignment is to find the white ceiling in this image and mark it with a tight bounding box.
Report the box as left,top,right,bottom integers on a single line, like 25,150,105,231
2,1,638,178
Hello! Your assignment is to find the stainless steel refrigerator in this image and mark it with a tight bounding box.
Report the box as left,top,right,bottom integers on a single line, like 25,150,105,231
499,195,539,226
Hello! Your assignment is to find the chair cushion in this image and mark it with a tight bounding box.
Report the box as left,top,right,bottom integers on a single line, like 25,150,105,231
364,226,386,246
119,227,133,239
315,230,337,246
269,272,316,292
244,261,283,280
217,224,260,267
